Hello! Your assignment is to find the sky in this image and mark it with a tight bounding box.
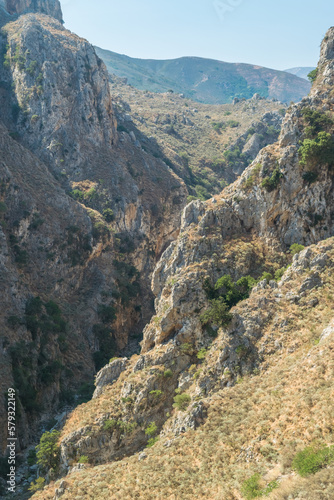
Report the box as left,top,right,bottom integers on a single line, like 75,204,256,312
61,0,334,71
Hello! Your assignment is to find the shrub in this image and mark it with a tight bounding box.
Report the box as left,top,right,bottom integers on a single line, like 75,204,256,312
173,393,191,411
243,164,262,190
274,266,288,281
78,455,89,464
259,272,273,283
102,208,114,222
241,474,278,499
28,477,45,492
0,201,7,213
211,121,226,132
36,430,60,473
299,132,334,167
163,369,173,378
200,298,233,327
290,243,305,256
307,68,318,84
145,422,158,437
98,304,116,324
292,444,334,477
227,119,240,128
197,348,207,360
149,390,162,398
103,419,117,432
261,167,283,192
147,437,159,447
302,171,318,184
301,107,332,138
180,342,193,354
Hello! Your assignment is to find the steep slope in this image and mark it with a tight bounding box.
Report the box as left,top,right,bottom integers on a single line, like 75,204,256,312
0,1,188,461
95,47,311,104
30,25,334,500
31,239,334,499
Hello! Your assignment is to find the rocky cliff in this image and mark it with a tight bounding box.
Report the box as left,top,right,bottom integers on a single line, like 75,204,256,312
0,3,188,460
30,25,334,500
3,0,63,23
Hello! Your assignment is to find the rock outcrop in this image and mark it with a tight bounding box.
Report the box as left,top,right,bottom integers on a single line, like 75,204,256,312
4,0,63,22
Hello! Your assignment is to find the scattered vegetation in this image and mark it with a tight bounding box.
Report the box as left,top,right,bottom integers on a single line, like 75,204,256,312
261,166,283,192
292,443,334,477
290,243,305,256
173,393,191,411
241,474,278,499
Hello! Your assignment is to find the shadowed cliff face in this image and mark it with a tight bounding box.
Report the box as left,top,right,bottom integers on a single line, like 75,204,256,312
4,0,63,22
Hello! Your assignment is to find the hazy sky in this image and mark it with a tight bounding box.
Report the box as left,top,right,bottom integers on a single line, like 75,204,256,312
61,0,334,70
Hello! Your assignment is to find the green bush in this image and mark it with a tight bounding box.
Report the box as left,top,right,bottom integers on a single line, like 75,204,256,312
147,437,159,447
302,171,318,184
299,132,334,167
241,473,278,499
307,68,318,84
103,419,117,432
28,477,45,492
36,429,60,473
163,369,173,378
0,201,7,214
261,167,283,192
200,298,232,327
211,121,226,132
78,455,89,464
274,266,288,281
259,272,273,283
145,422,158,437
102,208,114,222
301,107,332,138
227,119,240,128
292,444,334,477
149,390,162,398
173,393,191,411
290,243,305,256
197,348,207,360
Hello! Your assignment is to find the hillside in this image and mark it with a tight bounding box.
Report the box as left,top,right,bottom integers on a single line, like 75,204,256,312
95,47,311,104
29,24,334,500
111,77,287,197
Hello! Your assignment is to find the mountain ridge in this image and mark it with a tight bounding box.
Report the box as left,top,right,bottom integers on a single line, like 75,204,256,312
95,46,311,104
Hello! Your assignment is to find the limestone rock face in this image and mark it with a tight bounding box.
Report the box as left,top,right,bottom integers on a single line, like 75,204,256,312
140,25,334,354
93,358,128,398
4,0,63,22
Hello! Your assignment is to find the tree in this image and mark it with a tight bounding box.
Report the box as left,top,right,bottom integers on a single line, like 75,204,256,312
36,429,60,473
307,68,318,84
200,298,233,327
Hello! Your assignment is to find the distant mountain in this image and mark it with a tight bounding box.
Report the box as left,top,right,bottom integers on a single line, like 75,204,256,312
95,47,311,104
285,66,316,80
